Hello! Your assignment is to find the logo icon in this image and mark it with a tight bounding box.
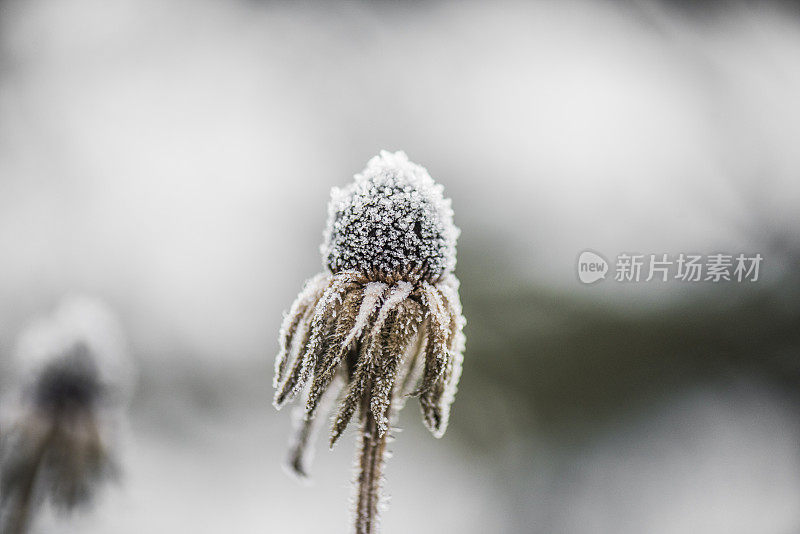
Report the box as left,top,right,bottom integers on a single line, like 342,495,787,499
578,250,608,284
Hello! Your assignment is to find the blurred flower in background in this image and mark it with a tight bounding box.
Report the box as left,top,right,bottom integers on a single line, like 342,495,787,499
0,296,134,533
0,0,798,533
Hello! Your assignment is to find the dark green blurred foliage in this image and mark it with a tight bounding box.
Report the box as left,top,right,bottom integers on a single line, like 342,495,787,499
452,240,800,452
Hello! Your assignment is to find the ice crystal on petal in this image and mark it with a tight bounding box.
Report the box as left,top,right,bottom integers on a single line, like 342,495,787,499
371,281,413,335
274,273,331,388
343,282,387,348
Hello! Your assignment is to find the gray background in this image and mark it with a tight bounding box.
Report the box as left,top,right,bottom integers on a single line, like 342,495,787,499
1,1,799,532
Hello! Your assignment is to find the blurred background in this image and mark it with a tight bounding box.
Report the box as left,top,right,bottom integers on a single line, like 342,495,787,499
1,0,799,532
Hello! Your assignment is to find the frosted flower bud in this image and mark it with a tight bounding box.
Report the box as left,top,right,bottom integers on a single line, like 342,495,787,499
321,150,460,282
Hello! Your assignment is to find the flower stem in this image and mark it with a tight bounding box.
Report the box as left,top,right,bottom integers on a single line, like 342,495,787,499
354,387,390,534
3,418,55,534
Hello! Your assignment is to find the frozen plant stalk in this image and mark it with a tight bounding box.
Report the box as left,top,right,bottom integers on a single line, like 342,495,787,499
0,297,133,534
273,151,465,533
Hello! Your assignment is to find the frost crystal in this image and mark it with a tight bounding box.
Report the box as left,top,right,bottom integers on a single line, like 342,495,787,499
322,150,459,282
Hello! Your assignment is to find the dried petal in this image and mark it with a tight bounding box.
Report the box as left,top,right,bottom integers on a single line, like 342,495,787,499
274,273,357,408
411,283,451,397
285,376,344,479
369,300,422,436
329,338,376,447
305,289,364,418
274,273,330,388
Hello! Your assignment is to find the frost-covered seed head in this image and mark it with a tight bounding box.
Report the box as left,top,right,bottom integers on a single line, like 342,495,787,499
322,150,459,282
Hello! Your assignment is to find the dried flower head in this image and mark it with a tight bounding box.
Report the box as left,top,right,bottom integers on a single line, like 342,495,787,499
322,150,459,282
273,150,465,534
0,297,133,533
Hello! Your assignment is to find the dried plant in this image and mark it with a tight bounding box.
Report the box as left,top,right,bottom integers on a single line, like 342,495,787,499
0,297,133,534
273,151,465,533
